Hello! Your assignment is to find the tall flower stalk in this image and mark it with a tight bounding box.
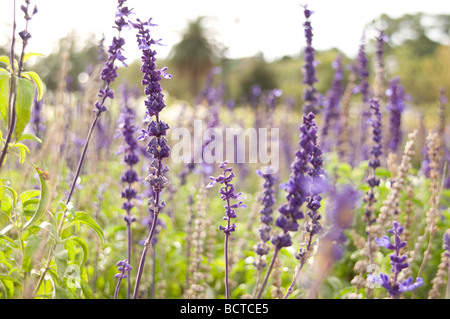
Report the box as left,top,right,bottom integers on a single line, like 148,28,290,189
369,221,423,299
321,55,344,151
284,113,326,299
252,168,277,298
131,17,172,299
32,0,131,297
302,5,320,114
117,84,140,298
256,112,317,299
207,161,247,299
363,98,383,265
386,77,407,154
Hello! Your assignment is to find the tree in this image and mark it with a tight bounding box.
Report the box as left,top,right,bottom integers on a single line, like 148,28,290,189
168,17,219,97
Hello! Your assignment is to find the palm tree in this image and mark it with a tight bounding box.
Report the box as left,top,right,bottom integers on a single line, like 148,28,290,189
169,17,217,96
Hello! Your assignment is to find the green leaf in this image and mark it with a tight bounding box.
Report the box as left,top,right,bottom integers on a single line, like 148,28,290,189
69,212,104,243
0,185,18,208
79,278,92,299
22,52,44,64
22,71,44,101
54,285,76,299
66,237,89,265
18,133,42,144
54,243,68,278
23,166,50,229
0,274,20,284
0,73,10,127
22,235,42,272
15,77,35,140
0,278,15,298
19,190,40,204
12,142,30,164
0,56,11,68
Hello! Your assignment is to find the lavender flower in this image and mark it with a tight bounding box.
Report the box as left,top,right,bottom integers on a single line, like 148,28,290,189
95,0,131,114
207,162,247,234
362,98,383,264
132,16,172,299
354,35,372,162
369,221,424,298
368,98,383,174
31,88,45,140
273,112,317,249
302,5,320,114
254,168,277,262
114,259,133,299
195,67,221,106
374,29,389,99
386,77,407,153
444,232,450,259
207,161,247,298
355,34,370,103
321,55,344,150
324,184,360,260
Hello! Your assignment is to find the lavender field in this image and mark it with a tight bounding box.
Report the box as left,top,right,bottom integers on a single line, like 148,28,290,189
0,0,449,300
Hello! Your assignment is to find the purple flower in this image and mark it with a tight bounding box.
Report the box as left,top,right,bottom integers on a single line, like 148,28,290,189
31,88,45,140
95,0,131,114
196,67,221,106
115,259,132,279
369,221,423,298
355,35,371,103
207,161,247,235
323,184,361,260
301,5,320,114
132,18,172,216
255,168,277,258
273,112,318,249
386,77,407,153
118,85,140,225
321,55,344,150
444,232,450,259
376,30,389,71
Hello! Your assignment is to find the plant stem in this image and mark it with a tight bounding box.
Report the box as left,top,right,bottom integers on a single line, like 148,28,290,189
284,262,305,299
132,210,159,299
224,231,230,299
256,247,279,299
114,277,123,299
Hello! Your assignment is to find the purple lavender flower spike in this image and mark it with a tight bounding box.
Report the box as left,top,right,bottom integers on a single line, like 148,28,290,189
386,77,407,153
376,30,389,71
273,112,318,249
444,232,450,259
355,34,371,103
369,221,423,298
321,55,344,150
367,98,383,187
323,184,361,261
31,88,45,141
114,259,133,299
254,168,277,262
95,0,131,114
196,67,221,106
301,5,320,114
207,161,247,298
132,16,172,299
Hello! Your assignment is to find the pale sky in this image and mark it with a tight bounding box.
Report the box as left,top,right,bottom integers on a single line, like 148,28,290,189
1,0,449,63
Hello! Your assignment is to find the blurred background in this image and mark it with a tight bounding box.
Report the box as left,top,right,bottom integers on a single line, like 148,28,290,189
1,0,450,108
